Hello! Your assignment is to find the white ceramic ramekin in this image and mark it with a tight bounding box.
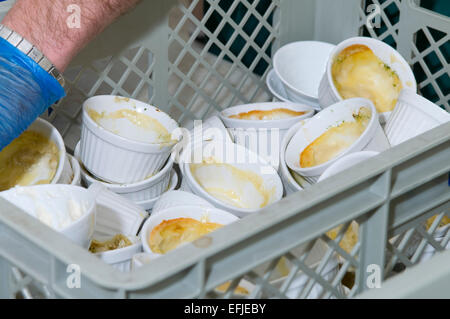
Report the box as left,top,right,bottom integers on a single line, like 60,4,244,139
285,98,390,184
75,142,174,202
90,183,148,272
152,190,215,216
80,95,180,184
134,170,178,211
384,89,450,146
188,115,234,145
318,36,417,124
267,239,342,298
317,151,379,182
91,182,149,236
266,69,322,110
25,118,67,186
181,141,284,217
220,102,315,170
68,155,81,186
131,252,153,270
172,116,235,165
94,237,142,272
273,41,336,105
0,184,96,248
279,120,308,195
58,154,82,186
140,205,239,259
57,155,73,185
179,175,194,192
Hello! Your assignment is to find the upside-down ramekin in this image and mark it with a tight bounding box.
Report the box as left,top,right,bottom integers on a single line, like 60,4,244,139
80,95,180,184
181,141,284,217
384,88,450,146
75,142,175,202
318,37,417,124
220,102,315,171
285,98,390,184
140,205,239,259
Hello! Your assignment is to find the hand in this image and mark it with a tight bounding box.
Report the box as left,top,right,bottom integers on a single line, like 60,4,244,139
0,0,141,150
0,38,65,150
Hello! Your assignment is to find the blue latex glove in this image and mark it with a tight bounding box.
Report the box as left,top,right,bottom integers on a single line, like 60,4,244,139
0,37,65,151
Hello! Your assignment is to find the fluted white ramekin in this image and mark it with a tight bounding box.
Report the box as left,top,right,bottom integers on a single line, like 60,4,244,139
318,37,417,124
75,142,174,202
80,95,180,184
384,88,450,146
220,102,315,171
135,171,178,211
285,98,390,184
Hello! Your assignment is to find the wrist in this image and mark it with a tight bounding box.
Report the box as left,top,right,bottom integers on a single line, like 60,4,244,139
2,11,72,72
0,24,65,89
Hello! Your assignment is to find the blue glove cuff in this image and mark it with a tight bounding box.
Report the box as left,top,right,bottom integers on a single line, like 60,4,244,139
0,37,65,150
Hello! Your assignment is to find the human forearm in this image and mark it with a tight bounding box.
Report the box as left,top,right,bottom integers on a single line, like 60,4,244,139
2,0,141,71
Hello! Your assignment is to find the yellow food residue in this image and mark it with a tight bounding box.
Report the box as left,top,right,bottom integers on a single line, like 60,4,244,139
326,221,359,255
332,44,402,113
190,158,274,209
87,108,172,143
0,131,59,191
149,217,223,254
89,234,132,253
215,282,249,295
425,215,450,230
229,108,306,120
300,107,371,168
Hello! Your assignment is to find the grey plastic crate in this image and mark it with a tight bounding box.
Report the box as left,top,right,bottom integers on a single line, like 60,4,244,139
0,0,449,298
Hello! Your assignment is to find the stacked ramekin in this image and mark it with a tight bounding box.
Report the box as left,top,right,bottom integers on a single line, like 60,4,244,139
76,95,180,210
